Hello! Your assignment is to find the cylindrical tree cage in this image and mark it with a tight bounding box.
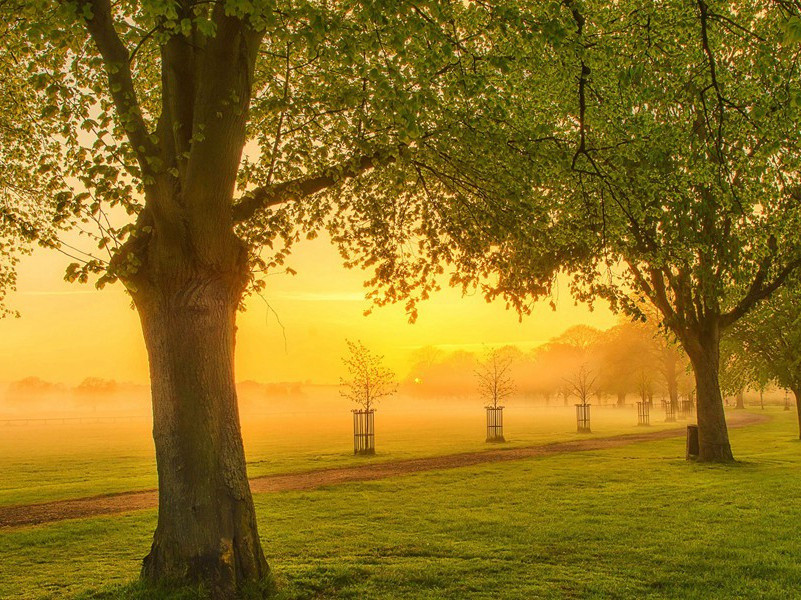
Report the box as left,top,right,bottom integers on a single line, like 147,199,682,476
485,406,505,442
637,401,650,426
575,403,591,433
352,408,375,455
665,401,677,422
680,399,693,419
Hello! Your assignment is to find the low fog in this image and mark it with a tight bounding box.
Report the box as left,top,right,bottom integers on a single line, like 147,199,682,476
1,320,787,425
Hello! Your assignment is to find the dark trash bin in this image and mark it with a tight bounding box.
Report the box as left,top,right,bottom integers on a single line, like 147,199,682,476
686,424,699,460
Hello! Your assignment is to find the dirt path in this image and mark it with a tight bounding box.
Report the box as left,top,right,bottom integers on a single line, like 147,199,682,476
0,412,767,529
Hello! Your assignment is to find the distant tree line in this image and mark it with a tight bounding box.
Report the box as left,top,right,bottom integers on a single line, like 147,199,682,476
404,320,696,408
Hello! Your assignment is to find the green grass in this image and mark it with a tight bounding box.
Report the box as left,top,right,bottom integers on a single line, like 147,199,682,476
0,404,684,506
1,407,799,599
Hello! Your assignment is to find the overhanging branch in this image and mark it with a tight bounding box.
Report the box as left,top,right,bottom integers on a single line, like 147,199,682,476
721,253,801,329
231,146,402,222
78,0,156,172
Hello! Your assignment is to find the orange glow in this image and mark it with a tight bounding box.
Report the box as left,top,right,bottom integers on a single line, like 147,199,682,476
0,235,617,385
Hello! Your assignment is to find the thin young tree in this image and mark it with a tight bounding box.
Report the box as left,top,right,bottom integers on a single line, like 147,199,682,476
637,370,653,408
566,364,597,407
476,348,515,409
340,340,397,413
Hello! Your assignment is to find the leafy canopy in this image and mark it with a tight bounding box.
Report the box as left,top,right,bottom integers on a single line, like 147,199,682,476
2,0,576,317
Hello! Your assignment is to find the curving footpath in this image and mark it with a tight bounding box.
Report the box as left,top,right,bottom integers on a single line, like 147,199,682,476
0,412,768,529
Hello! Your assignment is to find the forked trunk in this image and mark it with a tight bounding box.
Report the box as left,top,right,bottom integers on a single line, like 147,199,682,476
687,328,734,463
135,271,268,596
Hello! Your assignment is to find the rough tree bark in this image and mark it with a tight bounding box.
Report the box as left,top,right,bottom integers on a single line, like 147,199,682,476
81,1,272,591
792,386,801,440
132,249,268,595
684,322,734,462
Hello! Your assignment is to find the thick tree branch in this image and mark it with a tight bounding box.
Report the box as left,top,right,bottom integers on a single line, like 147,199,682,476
232,147,401,222
77,0,156,171
721,253,801,328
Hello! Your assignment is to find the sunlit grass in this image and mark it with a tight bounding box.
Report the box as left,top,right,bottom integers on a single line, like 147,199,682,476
0,401,687,506
1,408,798,599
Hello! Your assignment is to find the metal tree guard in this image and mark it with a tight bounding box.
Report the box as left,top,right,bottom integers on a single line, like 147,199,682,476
680,399,693,419
637,401,650,426
485,406,505,442
665,400,676,422
352,408,375,455
576,403,591,433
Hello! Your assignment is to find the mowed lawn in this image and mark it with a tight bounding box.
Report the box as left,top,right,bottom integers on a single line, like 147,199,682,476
1,408,799,599
0,403,686,507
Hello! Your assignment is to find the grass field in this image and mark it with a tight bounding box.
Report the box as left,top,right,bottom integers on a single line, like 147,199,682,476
0,401,686,507
1,407,798,599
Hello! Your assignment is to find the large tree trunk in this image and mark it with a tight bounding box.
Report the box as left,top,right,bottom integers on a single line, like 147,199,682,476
617,392,626,407
135,267,268,596
792,386,801,440
686,326,734,463
735,388,745,410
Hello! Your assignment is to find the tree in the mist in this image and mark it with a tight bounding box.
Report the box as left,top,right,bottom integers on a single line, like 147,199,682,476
565,364,596,406
636,370,653,407
558,2,801,462
653,329,688,414
1,0,575,591
74,377,118,413
533,326,602,405
445,2,801,462
719,340,753,409
729,281,801,436
404,350,476,400
476,348,515,409
596,322,655,406
340,340,397,413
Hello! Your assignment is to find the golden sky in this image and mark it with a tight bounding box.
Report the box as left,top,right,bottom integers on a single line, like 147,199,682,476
0,235,617,385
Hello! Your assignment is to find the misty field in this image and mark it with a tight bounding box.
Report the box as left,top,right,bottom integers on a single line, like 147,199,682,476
2,408,799,599
0,394,688,507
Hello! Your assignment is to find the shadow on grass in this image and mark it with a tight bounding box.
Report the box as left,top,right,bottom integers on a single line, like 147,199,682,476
76,577,276,600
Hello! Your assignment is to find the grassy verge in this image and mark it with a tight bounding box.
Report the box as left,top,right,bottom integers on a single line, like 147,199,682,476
2,408,797,599
0,405,684,506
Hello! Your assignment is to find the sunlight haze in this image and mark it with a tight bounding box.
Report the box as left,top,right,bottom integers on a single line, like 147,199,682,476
0,235,617,385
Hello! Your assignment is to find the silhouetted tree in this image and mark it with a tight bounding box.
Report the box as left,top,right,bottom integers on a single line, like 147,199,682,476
566,365,597,406
476,348,515,408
